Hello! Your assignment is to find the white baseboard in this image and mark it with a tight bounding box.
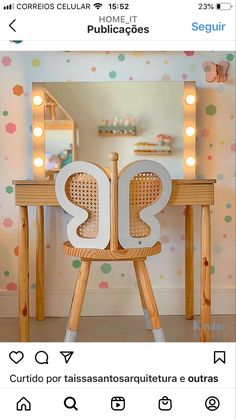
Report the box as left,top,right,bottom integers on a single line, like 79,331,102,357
0,288,235,317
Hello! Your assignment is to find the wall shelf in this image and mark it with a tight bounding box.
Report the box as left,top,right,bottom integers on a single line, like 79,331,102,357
134,150,172,156
98,125,137,136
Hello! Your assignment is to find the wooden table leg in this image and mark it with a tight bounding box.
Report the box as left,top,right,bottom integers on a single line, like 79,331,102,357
200,205,211,342
36,206,45,321
185,205,194,319
18,206,29,342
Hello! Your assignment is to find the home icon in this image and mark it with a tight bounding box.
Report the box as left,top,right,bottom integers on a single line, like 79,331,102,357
16,397,31,411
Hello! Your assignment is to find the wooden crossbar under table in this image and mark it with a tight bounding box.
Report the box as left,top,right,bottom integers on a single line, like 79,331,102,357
13,179,216,343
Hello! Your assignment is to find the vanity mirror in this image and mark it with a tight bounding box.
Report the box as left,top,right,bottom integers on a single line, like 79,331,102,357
32,83,79,179
32,81,196,179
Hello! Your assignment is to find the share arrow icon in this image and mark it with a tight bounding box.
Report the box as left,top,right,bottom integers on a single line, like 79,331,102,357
60,351,74,364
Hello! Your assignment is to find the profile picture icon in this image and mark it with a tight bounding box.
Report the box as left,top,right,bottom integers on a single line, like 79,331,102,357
205,396,220,411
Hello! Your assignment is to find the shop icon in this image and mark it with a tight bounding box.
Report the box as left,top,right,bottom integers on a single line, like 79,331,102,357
158,396,172,411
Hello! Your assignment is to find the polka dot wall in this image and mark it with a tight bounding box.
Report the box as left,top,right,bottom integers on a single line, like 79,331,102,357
0,52,235,314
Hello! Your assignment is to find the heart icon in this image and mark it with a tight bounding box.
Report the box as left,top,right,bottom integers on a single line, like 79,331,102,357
9,351,24,364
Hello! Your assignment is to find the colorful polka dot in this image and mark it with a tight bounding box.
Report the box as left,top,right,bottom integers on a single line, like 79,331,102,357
224,215,232,223
206,104,217,116
72,259,81,269
230,143,236,152
181,73,188,80
226,53,234,61
31,283,36,290
14,246,19,256
3,218,13,228
161,235,170,244
3,110,8,116
4,271,10,276
132,52,143,58
91,66,96,72
118,54,125,62
13,84,24,96
101,263,112,274
217,174,224,180
32,58,40,68
5,122,16,134
1,56,12,66
6,185,13,194
109,71,117,79
6,282,17,291
211,266,215,275
162,74,171,81
200,128,210,138
226,203,232,208
99,281,109,289
184,51,195,56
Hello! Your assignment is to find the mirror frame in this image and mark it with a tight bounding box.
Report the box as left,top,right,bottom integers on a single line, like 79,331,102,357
32,81,196,179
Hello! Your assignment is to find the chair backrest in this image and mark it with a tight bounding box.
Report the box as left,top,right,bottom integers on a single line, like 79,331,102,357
129,172,162,238
55,152,172,250
66,173,99,239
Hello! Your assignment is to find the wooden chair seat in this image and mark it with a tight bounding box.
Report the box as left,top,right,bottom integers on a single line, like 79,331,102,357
63,240,161,261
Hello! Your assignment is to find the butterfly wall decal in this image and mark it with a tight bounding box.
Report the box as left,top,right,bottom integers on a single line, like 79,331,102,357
203,60,229,83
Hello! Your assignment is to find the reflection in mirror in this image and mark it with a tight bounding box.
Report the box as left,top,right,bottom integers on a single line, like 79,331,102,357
44,89,74,174
32,81,196,179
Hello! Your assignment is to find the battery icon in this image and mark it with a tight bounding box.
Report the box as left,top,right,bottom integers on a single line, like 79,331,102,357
216,2,233,9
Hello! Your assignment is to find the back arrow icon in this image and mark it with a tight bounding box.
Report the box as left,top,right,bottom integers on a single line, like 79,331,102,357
9,19,16,32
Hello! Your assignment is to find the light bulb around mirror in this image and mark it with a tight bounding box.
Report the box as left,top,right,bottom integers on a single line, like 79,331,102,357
33,127,43,137
33,95,43,106
186,156,196,167
34,157,44,168
185,94,196,105
185,126,195,136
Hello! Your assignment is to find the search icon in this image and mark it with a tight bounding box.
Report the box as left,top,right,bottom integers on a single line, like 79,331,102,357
64,397,78,411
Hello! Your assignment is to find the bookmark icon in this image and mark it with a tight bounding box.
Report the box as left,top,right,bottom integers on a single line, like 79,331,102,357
60,351,74,364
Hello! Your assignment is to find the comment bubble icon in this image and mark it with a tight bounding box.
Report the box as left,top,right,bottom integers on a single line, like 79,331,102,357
35,351,49,365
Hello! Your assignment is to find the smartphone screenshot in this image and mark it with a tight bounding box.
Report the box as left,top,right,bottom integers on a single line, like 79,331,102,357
0,0,235,417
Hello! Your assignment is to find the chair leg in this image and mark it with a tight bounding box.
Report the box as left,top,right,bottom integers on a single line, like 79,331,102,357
65,260,91,342
133,260,165,342
133,261,152,330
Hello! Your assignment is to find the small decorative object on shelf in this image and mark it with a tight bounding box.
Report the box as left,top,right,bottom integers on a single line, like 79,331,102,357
98,116,136,136
134,134,172,156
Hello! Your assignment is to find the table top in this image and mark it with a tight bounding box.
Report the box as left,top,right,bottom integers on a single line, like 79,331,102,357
12,178,216,207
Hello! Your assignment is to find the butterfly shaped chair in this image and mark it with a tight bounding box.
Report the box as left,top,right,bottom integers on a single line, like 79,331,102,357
56,152,172,342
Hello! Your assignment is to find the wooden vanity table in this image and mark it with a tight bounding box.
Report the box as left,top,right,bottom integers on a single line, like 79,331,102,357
13,178,216,343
